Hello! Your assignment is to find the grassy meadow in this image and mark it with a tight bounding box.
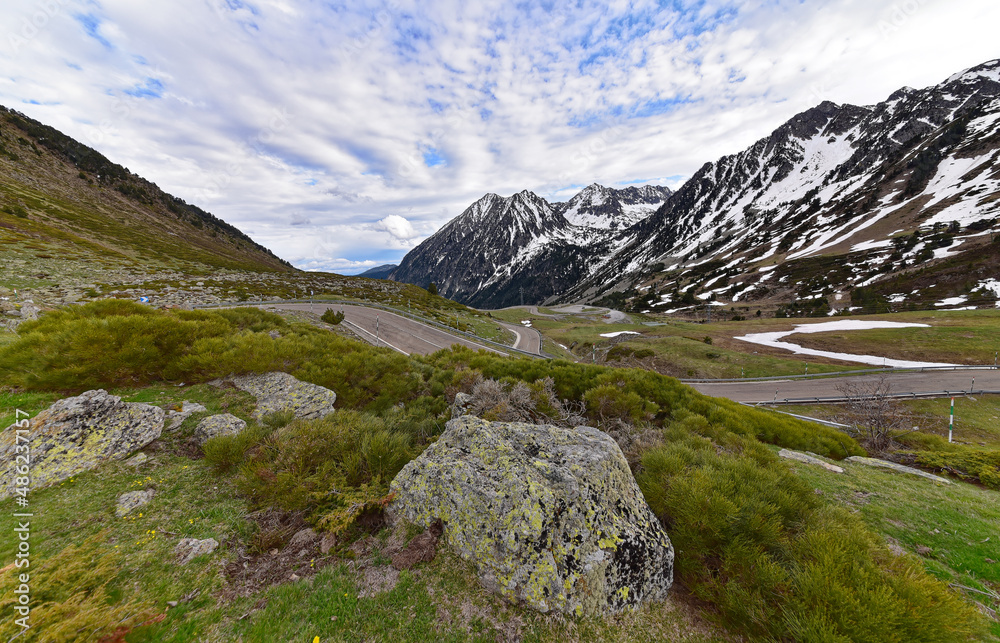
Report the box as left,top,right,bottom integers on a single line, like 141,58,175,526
0,301,995,641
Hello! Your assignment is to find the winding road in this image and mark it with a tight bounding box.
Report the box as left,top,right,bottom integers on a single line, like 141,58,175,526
274,303,504,356
497,322,543,354
690,370,1000,404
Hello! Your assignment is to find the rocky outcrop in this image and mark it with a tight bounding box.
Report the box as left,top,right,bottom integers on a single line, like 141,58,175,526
845,456,952,484
116,489,155,517
450,392,474,417
389,416,673,616
166,401,208,430
228,372,336,421
174,537,219,564
194,413,247,444
779,449,845,473
0,390,164,499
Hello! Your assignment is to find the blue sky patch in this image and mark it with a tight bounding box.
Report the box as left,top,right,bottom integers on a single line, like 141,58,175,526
422,147,447,168
73,13,114,50
124,78,165,99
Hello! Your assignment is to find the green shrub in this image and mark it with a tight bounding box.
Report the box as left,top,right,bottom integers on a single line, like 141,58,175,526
321,309,345,325
233,411,412,517
909,448,1000,489
637,423,986,642
261,409,296,431
203,423,274,474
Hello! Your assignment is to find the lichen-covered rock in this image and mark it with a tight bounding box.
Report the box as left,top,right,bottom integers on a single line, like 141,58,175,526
124,452,148,467
228,372,336,421
845,456,952,484
389,416,673,616
166,401,208,430
174,537,219,564
116,489,155,517
194,413,246,444
779,449,845,473
0,390,164,500
451,392,474,417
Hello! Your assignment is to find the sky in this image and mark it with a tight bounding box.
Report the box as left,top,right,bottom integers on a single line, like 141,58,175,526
1,0,998,274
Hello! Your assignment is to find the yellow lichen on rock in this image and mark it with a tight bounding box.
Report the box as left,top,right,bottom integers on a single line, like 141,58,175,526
389,416,673,616
0,390,164,499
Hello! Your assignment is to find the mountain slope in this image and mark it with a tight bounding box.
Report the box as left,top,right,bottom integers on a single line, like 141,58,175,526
394,59,1000,314
390,184,670,307
0,104,292,278
357,264,398,279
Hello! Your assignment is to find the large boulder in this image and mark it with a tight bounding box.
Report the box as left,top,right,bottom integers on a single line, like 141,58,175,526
389,416,673,616
228,372,336,421
0,390,164,499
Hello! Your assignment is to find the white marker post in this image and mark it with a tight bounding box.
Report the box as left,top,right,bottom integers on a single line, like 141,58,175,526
375,315,380,347
949,397,955,443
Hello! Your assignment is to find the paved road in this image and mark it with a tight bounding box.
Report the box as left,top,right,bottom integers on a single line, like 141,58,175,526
274,303,503,356
690,369,1000,403
497,322,543,354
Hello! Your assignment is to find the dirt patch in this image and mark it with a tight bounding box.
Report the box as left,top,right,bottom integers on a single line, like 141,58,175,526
391,519,443,570
356,565,401,598
222,509,333,600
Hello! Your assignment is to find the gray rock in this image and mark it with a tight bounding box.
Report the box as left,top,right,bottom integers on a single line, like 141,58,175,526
389,416,673,616
451,392,474,417
228,372,336,421
166,401,208,430
174,537,219,564
779,449,845,473
194,413,247,444
288,527,318,550
116,489,155,517
124,452,148,467
0,390,164,499
845,456,952,484
17,303,40,320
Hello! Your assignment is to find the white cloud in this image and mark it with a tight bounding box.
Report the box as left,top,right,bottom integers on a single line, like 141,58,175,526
375,214,418,241
1,0,998,268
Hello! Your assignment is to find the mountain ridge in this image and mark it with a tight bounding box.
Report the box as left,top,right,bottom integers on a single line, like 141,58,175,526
0,104,292,275
391,59,1000,313
389,183,671,307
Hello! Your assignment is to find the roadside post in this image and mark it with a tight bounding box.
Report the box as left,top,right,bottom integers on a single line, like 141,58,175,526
375,315,380,347
949,397,955,443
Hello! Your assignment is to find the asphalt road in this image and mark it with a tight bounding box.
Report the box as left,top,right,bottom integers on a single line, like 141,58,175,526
275,303,503,356
690,369,1000,403
497,322,543,354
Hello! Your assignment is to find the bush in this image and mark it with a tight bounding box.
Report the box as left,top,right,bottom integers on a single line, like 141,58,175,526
321,309,345,325
636,423,986,642
232,411,412,520
909,448,1000,489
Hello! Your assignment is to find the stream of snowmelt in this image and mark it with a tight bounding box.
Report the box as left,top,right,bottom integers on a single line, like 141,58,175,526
734,320,957,368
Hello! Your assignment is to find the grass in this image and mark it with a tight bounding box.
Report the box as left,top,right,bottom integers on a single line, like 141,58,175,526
783,453,1000,639
0,450,253,642
785,309,1000,365
783,394,1000,449
224,548,724,643
0,301,993,641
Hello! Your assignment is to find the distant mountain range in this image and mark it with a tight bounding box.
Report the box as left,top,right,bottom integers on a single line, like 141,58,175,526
390,59,1000,313
357,264,398,279
389,184,671,307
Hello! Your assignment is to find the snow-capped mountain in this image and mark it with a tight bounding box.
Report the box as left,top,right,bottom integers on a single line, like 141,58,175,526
560,184,672,229
389,184,670,308
562,59,1000,309
392,59,1000,312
